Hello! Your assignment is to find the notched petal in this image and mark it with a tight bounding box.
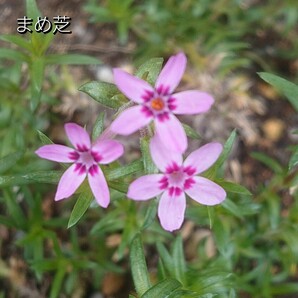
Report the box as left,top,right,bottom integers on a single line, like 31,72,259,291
149,134,183,172
158,191,186,232
128,174,164,201
88,166,110,208
113,68,154,103
111,106,152,135
185,176,226,206
92,140,124,164
55,164,86,201
173,91,214,115
155,114,187,153
184,142,223,174
35,144,74,163
64,123,91,151
155,52,187,94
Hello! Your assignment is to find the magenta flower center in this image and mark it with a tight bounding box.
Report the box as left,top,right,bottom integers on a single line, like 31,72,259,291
140,84,177,122
159,163,196,196
68,149,102,176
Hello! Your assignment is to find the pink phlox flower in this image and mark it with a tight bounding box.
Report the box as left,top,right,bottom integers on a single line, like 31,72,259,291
110,52,214,153
35,123,124,207
127,135,226,232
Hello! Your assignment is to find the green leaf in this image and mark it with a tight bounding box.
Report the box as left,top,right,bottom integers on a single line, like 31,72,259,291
67,190,94,228
106,160,143,180
215,180,252,196
31,258,60,271
0,171,62,187
289,146,298,170
45,54,101,65
204,129,237,179
117,20,129,45
172,236,186,284
141,278,182,298
156,242,174,275
37,130,54,145
0,151,24,174
135,57,164,85
140,136,157,174
116,207,138,260
92,112,106,141
30,57,45,110
84,5,110,22
108,180,128,193
3,190,27,229
168,289,202,298
141,199,158,230
130,234,151,296
39,31,56,55
26,0,42,20
212,217,231,258
0,175,27,187
0,215,15,228
221,198,259,218
251,152,283,174
25,0,55,55
221,199,242,219
23,170,62,184
50,266,66,298
0,34,32,52
158,257,167,280
91,208,124,235
258,72,298,112
79,81,128,109
4,61,22,85
207,206,215,229
0,48,27,62
215,129,237,169
270,283,298,295
182,123,201,139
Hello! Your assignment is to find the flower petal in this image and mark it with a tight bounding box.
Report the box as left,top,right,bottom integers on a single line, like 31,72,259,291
155,52,187,94
172,91,214,115
113,68,154,103
127,174,164,201
158,191,186,232
185,176,226,206
155,114,187,153
150,134,183,172
64,123,91,151
92,140,124,164
55,164,86,201
88,165,110,208
35,144,74,162
184,142,223,174
111,106,152,135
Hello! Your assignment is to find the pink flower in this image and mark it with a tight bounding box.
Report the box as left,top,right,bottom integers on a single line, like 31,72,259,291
127,135,226,232
110,52,214,153
35,123,124,207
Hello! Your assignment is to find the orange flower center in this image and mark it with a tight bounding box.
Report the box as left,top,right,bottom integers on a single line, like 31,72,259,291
150,98,164,111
